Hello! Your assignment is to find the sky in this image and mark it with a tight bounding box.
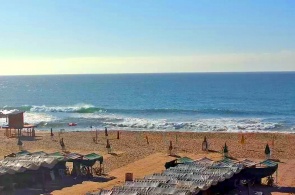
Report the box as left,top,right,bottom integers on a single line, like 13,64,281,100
0,0,294,75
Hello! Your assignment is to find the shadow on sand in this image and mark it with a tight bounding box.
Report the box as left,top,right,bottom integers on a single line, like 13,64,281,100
233,185,295,195
9,175,116,195
19,136,43,142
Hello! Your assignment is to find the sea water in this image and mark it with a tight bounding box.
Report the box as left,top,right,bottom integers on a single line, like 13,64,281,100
0,72,294,132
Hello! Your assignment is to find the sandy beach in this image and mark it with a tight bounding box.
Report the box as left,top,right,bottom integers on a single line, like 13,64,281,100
1,129,295,195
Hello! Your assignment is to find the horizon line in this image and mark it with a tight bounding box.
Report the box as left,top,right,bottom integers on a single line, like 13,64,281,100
0,70,294,77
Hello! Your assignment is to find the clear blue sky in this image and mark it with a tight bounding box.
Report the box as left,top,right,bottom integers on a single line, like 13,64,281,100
0,0,294,75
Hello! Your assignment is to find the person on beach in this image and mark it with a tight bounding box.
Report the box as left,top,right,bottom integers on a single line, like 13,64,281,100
50,128,54,140
106,139,111,153
60,138,66,151
105,127,108,137
17,137,23,151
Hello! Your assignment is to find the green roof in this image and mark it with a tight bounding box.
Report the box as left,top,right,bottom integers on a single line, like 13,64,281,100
48,152,64,157
47,152,66,161
219,157,237,164
84,153,103,163
260,159,278,167
16,150,31,156
31,151,48,156
177,157,194,164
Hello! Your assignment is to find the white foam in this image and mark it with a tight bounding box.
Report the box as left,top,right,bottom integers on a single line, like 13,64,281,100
30,104,95,112
24,112,57,125
103,117,282,132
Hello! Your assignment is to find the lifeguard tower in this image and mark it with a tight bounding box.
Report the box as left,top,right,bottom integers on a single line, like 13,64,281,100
0,110,36,138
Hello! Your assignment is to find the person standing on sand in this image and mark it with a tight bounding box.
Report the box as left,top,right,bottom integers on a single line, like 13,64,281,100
106,139,111,154
17,137,23,151
50,128,54,140
105,127,108,137
60,138,65,151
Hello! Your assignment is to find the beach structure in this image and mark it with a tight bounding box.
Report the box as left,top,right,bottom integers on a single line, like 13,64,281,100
0,110,37,138
95,157,279,195
0,150,104,192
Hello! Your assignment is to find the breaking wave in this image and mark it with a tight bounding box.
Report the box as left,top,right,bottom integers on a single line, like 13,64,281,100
2,104,283,116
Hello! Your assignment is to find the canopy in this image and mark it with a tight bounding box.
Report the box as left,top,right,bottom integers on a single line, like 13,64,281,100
84,153,103,163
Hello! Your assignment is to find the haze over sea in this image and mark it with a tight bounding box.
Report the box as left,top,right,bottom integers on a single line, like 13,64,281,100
0,72,294,133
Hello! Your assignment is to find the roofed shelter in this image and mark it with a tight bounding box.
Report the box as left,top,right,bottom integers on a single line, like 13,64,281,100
0,111,36,138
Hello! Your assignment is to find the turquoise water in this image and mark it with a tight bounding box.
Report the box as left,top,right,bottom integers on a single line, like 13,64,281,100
0,72,294,132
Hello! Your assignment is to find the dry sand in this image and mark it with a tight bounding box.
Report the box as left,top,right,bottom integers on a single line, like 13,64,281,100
0,129,295,194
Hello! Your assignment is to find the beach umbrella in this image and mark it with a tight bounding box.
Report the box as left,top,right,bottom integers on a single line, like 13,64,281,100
105,127,108,137
146,135,149,145
117,131,120,139
223,142,229,157
265,143,271,159
202,136,208,151
169,141,173,155
240,134,245,145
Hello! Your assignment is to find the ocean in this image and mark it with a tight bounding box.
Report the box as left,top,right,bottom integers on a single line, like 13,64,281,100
0,72,294,133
